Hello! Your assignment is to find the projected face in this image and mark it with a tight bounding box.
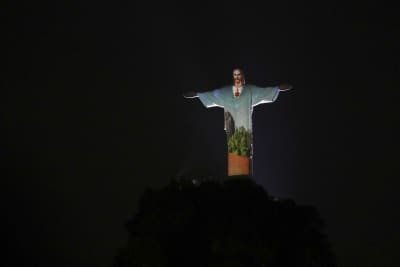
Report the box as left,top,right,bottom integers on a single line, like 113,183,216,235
233,69,245,86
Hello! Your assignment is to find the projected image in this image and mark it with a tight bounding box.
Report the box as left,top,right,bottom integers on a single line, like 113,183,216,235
184,68,292,176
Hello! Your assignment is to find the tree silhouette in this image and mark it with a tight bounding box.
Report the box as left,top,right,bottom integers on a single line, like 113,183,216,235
114,176,336,267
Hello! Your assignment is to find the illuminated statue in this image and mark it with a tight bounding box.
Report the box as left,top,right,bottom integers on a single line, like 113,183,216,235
184,68,292,176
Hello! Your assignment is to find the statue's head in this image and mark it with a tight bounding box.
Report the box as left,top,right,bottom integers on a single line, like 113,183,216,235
232,68,245,86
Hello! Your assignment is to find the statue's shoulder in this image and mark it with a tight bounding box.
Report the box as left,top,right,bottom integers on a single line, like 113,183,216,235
245,84,256,89
244,84,257,92
214,86,231,95
220,85,231,91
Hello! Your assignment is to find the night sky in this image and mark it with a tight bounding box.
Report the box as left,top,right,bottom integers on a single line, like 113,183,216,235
3,1,399,266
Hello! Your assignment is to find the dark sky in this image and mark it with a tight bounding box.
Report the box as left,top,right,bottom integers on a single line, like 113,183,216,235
3,1,399,266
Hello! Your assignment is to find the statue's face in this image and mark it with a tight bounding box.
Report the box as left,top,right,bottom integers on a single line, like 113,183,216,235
233,69,243,84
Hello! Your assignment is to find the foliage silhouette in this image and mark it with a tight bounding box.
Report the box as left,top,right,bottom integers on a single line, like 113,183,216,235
114,176,336,267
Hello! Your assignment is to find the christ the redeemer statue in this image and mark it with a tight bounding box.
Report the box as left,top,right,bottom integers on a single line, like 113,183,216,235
184,68,292,176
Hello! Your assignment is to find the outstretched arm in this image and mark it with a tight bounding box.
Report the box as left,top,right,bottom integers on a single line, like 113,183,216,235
251,85,280,107
183,91,198,98
278,83,293,91
251,83,293,107
183,88,225,108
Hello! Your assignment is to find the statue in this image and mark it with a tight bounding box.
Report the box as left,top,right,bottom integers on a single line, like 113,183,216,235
184,68,292,176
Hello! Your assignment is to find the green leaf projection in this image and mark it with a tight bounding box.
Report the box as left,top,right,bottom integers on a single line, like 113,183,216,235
227,127,252,157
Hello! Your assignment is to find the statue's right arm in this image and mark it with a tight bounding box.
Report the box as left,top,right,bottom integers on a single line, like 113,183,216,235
183,91,198,99
183,88,225,108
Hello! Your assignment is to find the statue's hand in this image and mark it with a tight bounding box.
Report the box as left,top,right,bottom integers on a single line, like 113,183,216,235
278,83,293,91
183,91,198,98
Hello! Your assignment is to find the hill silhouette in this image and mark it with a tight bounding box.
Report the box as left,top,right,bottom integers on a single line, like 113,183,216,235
114,176,336,267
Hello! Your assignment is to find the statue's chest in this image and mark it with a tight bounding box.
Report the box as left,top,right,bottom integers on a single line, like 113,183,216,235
225,92,252,112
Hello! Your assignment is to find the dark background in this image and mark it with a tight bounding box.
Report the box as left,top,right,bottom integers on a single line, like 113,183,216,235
3,1,399,266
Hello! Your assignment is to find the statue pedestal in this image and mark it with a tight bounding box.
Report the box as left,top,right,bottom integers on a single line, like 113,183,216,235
228,153,251,176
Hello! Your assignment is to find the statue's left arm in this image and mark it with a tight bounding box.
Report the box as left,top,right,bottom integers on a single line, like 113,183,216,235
251,84,293,107
278,83,293,91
